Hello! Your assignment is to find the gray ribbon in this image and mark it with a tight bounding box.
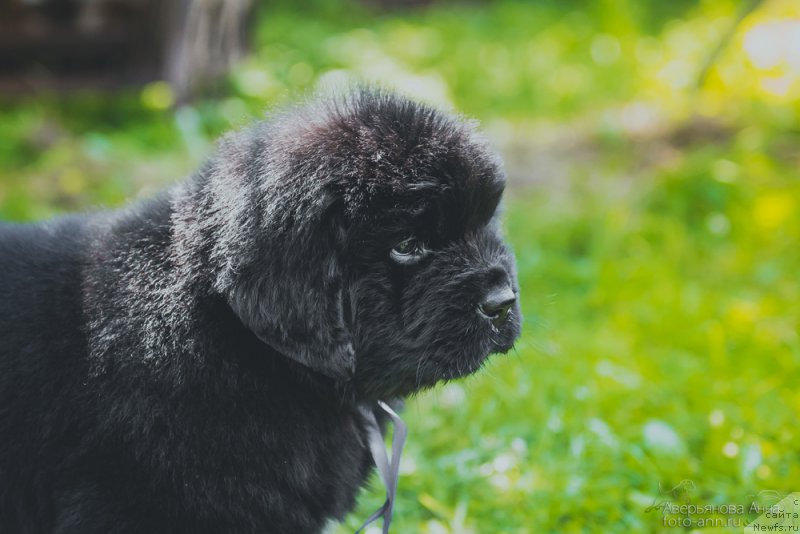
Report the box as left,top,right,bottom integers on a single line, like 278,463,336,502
355,400,408,534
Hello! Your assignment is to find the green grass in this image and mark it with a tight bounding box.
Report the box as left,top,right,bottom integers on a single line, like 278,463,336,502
1,0,799,532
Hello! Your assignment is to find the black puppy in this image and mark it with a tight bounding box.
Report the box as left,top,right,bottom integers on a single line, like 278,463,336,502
0,89,521,533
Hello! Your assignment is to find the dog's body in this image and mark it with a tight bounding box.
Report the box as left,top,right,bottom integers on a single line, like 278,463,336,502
1,208,375,534
0,90,520,533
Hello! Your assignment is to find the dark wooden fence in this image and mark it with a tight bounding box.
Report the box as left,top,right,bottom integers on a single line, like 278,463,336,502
0,0,251,102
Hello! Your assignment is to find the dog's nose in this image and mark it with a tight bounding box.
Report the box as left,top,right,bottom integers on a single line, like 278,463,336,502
478,285,516,327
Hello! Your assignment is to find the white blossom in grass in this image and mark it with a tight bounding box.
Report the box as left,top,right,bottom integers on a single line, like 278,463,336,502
643,420,686,456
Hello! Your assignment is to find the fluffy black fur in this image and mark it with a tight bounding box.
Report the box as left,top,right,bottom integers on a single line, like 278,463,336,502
0,89,521,534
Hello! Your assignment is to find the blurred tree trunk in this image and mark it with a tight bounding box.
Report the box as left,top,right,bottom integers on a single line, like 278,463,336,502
160,0,250,103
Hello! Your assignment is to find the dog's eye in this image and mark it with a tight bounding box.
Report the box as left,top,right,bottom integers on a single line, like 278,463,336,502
390,237,428,264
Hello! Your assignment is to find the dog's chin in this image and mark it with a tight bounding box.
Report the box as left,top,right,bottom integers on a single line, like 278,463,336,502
353,310,521,400
434,354,488,382
409,332,519,392
435,339,516,382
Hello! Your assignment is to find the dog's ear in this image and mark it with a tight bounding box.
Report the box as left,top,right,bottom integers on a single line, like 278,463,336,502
223,193,356,382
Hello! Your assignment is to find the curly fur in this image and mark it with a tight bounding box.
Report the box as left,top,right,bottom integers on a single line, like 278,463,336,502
0,89,521,533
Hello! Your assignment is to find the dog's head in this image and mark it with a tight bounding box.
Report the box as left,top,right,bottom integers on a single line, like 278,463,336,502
206,89,520,400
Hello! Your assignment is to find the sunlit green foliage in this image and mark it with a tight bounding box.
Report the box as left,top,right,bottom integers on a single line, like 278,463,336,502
1,0,798,531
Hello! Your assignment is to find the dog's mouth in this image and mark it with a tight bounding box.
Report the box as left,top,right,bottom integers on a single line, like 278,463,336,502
351,296,521,399
434,316,521,382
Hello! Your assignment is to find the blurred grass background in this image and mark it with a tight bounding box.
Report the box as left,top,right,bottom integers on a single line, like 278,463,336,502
1,0,799,532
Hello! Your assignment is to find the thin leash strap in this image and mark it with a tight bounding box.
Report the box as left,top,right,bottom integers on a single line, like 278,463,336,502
355,400,407,534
